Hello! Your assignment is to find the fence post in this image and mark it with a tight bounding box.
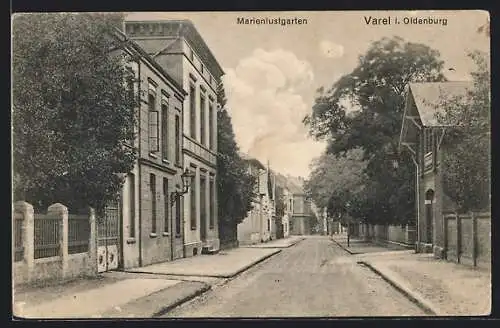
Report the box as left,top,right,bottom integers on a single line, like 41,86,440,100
471,212,477,267
14,201,34,283
88,207,97,276
456,212,461,264
443,215,448,260
48,203,68,279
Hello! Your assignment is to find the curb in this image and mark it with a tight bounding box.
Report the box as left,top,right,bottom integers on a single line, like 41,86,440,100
240,237,305,249
151,283,212,317
358,261,441,316
149,249,283,316
330,238,359,255
220,249,282,278
127,249,282,279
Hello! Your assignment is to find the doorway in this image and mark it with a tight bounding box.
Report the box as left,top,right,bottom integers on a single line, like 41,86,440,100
424,189,435,244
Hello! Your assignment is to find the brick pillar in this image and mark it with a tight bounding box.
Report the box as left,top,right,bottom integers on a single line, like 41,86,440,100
87,207,97,276
48,203,68,279
14,201,34,283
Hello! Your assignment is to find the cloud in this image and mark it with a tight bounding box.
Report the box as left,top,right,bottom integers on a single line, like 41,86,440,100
319,40,344,59
223,48,324,177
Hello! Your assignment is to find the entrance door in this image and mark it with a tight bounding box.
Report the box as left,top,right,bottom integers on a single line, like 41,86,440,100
97,201,121,272
276,219,284,239
425,189,435,244
200,175,207,241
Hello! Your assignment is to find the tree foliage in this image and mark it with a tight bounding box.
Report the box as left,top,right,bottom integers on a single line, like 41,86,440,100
12,13,137,213
305,149,367,220
437,51,491,212
216,83,256,242
304,36,446,224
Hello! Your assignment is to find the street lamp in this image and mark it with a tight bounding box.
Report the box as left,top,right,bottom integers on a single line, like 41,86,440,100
170,168,195,206
345,202,351,247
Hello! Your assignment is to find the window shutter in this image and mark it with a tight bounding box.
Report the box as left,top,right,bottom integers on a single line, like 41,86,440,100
149,111,159,152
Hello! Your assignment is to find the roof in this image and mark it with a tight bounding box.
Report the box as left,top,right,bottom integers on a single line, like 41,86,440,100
408,81,473,127
124,20,224,80
112,28,186,96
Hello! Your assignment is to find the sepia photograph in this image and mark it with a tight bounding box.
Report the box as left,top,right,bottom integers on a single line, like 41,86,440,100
11,10,491,318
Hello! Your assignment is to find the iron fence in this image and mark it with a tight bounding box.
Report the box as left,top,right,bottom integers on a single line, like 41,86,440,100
14,212,24,262
68,214,90,254
34,214,60,259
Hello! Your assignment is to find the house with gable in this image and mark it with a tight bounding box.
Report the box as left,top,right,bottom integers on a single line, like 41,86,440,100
399,81,474,258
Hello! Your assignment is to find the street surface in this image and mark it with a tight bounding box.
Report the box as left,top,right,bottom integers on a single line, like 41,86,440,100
162,236,427,317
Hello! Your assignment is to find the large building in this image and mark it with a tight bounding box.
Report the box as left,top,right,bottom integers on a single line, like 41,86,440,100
125,20,224,257
99,29,187,272
399,81,472,257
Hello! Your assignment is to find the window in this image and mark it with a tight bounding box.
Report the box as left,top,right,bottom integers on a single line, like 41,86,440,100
209,103,214,150
163,178,169,233
189,85,196,138
200,174,207,233
161,98,169,161
209,177,215,229
175,115,181,165
424,129,433,154
189,48,194,61
148,93,159,153
268,219,270,231
128,173,135,238
200,92,206,145
190,167,197,230
150,174,157,233
201,64,204,74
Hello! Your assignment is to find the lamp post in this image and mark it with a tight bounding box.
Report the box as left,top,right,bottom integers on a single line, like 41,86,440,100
170,168,195,207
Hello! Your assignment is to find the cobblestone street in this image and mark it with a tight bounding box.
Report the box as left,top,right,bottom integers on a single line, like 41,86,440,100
163,236,427,317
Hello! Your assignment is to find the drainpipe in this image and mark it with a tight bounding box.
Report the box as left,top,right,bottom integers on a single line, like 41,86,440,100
412,154,420,251
136,55,143,267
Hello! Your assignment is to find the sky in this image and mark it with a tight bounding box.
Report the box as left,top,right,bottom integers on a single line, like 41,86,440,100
126,10,490,178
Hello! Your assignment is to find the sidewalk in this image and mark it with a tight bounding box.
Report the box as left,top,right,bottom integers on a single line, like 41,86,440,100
13,246,282,318
241,236,304,249
13,274,209,319
359,252,491,316
331,234,411,254
127,247,281,278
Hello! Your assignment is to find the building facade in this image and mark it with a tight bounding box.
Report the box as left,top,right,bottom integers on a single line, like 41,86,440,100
125,20,224,257
113,29,187,269
399,82,472,258
286,177,314,236
237,156,276,245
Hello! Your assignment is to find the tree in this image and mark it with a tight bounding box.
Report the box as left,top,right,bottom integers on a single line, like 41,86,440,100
216,83,256,243
305,148,367,221
304,36,446,225
437,51,490,212
12,13,137,213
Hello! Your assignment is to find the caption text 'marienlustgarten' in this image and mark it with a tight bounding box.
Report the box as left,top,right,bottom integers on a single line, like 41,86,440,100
236,17,308,26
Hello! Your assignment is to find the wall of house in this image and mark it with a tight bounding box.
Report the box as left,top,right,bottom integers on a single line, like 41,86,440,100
181,42,219,256
131,56,185,266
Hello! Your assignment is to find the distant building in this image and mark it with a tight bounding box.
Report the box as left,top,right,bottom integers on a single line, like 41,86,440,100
237,155,276,245
284,176,314,236
125,20,224,257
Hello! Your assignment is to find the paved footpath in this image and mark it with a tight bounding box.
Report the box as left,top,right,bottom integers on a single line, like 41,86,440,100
163,236,427,317
128,247,281,278
332,234,492,316
13,247,281,318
